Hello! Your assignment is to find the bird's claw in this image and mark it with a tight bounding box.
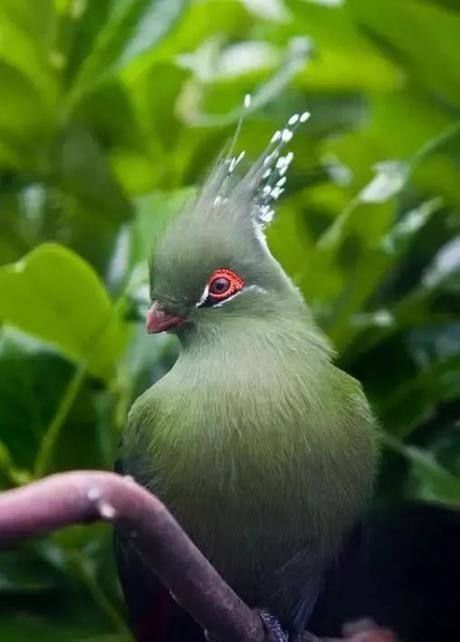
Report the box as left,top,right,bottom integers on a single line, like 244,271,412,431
257,610,322,642
257,609,290,642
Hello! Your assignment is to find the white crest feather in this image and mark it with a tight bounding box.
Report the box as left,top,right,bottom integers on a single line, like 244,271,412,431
196,98,311,244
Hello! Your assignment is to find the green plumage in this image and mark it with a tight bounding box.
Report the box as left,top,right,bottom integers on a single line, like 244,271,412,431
119,134,378,634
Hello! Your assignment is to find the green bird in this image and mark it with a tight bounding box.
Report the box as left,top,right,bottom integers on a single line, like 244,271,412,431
116,108,378,642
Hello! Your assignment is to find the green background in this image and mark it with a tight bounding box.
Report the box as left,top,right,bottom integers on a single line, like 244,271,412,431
0,0,459,640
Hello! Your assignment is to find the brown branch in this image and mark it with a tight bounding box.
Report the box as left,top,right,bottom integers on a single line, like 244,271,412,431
0,471,263,642
0,472,396,642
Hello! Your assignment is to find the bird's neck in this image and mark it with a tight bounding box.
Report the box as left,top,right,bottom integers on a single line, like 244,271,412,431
177,302,332,370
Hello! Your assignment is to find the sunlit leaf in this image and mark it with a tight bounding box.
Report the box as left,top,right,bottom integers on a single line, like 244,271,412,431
358,161,408,204
380,198,442,255
421,0,460,12
406,446,460,507
242,0,290,22
0,244,124,380
69,0,187,103
422,237,460,288
348,0,460,108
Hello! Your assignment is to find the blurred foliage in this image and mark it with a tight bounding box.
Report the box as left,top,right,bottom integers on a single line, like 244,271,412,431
0,0,459,640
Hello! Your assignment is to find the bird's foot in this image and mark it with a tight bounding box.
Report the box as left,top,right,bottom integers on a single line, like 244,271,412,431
257,610,321,642
258,609,289,642
255,611,397,642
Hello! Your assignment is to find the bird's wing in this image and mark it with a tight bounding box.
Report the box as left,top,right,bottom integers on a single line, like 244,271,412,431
259,545,325,634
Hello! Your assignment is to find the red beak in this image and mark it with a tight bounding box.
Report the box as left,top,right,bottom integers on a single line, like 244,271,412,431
146,302,185,334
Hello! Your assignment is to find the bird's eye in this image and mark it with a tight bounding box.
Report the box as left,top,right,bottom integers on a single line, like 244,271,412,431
197,268,245,307
209,276,231,296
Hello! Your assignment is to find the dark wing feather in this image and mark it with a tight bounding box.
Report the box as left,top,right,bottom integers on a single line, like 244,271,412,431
311,503,460,641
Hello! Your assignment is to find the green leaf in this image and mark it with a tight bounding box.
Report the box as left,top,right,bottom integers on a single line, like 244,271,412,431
359,161,409,204
0,329,73,473
124,0,253,70
410,456,460,508
349,0,460,108
0,64,55,151
0,244,124,380
131,188,194,265
181,37,311,127
422,237,460,289
421,0,460,12
54,127,133,223
0,441,30,487
0,600,123,642
242,0,289,22
288,0,400,92
0,1,56,46
380,198,442,256
69,0,187,104
0,550,59,594
385,436,460,508
0,2,57,106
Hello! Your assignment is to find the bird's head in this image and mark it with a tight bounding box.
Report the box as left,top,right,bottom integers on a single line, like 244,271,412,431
146,107,311,338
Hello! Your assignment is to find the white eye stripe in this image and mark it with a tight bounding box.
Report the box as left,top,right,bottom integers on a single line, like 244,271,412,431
195,284,209,307
195,284,268,309
212,290,243,307
214,284,268,306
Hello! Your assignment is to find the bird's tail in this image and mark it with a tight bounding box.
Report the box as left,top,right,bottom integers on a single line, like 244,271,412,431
115,531,205,642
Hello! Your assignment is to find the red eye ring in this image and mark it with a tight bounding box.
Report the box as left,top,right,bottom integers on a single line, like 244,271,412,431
207,268,245,302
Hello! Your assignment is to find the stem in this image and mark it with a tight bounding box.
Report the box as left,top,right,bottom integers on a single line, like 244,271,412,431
0,471,265,642
33,291,129,479
33,362,87,478
409,120,460,173
0,442,31,487
75,552,131,637
316,196,360,252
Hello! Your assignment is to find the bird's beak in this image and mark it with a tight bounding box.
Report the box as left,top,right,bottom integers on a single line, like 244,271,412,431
146,301,185,334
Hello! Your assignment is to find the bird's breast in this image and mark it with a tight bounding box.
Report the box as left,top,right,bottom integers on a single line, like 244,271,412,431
122,341,376,591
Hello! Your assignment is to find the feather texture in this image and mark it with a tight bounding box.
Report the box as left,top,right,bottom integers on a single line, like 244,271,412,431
121,311,377,630
118,110,378,637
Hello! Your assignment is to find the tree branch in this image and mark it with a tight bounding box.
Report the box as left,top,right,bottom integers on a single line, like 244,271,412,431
0,472,395,642
0,471,264,642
